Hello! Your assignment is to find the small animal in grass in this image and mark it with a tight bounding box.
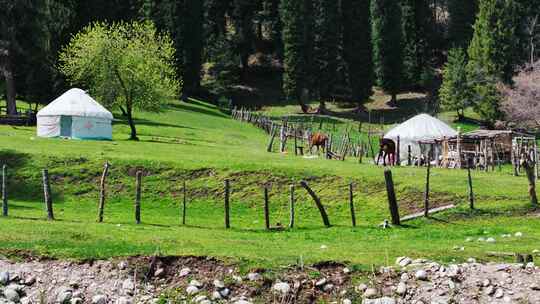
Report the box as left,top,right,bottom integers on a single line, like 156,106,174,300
309,132,329,154
377,138,397,166
379,219,390,229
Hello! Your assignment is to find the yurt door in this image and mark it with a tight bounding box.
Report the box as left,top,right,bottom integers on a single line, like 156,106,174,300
60,116,72,137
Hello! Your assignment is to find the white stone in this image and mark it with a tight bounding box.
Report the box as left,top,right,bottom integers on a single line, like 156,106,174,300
0,272,9,285
515,232,523,237
154,268,165,277
486,238,496,243
122,279,135,295
343,267,351,274
467,258,477,263
57,289,73,304
465,237,473,242
117,261,128,270
484,285,495,295
92,295,108,304
363,297,396,304
415,270,428,281
526,262,535,269
213,279,225,289
315,278,327,287
272,282,291,294
400,273,409,281
115,297,132,304
320,245,328,250
494,288,504,298
70,298,84,304
23,276,36,286
342,299,352,304
396,282,407,295
186,285,200,295
478,237,486,242
233,301,252,304
396,257,412,267
322,284,334,292
364,288,378,299
3,287,20,302
211,291,222,300
356,283,368,292
179,268,191,277
247,273,262,281
193,295,208,303
232,275,243,283
219,288,230,298
189,280,203,288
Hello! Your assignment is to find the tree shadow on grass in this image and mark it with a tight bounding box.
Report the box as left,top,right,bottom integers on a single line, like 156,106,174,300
113,117,197,130
169,101,229,119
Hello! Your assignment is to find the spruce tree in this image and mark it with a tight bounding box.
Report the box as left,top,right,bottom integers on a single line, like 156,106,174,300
467,0,520,84
183,0,204,98
448,0,479,48
371,0,403,105
440,48,470,120
467,0,519,122
401,0,431,88
280,0,305,103
302,0,315,96
342,0,373,109
313,0,339,110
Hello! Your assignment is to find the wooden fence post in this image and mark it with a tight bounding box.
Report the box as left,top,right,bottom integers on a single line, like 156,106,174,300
424,158,431,217
407,145,412,166
349,183,356,227
299,181,331,227
97,162,110,223
42,169,54,221
135,171,142,224
2,165,7,217
264,185,270,230
224,179,230,229
182,180,187,225
523,160,538,207
289,184,295,229
267,126,277,152
467,158,475,210
384,169,400,225
396,136,401,166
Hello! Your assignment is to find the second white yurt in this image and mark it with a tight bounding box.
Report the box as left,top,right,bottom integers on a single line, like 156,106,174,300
37,88,113,140
384,113,457,160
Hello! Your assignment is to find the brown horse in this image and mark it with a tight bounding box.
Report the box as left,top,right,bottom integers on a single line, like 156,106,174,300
309,132,329,154
377,138,397,166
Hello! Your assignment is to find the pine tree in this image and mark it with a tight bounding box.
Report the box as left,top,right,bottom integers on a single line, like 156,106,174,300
467,0,520,122
302,0,315,96
401,0,431,87
467,0,520,84
314,0,339,109
448,0,479,48
371,0,403,105
342,0,373,109
280,0,305,103
440,48,470,120
183,0,204,98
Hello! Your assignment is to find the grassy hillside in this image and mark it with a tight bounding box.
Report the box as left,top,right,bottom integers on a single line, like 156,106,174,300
0,99,538,270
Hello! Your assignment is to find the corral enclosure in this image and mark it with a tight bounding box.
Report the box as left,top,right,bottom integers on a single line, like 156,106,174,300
0,99,538,269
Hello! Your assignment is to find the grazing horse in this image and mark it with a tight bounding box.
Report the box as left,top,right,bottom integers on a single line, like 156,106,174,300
309,132,329,154
377,138,397,166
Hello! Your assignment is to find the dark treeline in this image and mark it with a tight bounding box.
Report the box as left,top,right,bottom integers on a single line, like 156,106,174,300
0,0,539,115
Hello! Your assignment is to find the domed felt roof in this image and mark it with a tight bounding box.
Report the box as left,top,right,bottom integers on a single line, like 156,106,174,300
37,88,113,120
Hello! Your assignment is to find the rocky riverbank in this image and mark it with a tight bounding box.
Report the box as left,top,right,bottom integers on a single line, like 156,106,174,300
0,254,539,304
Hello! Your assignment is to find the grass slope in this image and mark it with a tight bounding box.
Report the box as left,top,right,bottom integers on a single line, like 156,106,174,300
0,99,538,269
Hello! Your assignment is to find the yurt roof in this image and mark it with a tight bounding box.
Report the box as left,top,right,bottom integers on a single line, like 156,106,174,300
384,113,457,141
37,88,113,120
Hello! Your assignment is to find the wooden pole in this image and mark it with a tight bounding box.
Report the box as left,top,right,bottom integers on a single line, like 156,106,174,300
2,165,7,217
524,160,538,207
349,183,356,227
396,136,401,166
135,171,142,224
384,169,400,225
407,145,412,166
264,185,270,230
182,180,187,225
224,179,230,229
467,158,475,210
267,125,277,152
97,162,110,223
42,169,54,221
299,181,331,227
294,129,298,156
289,185,295,229
424,158,431,217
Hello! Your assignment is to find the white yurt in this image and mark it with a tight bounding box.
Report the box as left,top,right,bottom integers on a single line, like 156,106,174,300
384,113,457,160
37,88,113,140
